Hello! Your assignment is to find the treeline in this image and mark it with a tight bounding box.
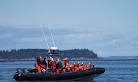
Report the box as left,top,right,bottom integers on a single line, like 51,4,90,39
0,49,97,59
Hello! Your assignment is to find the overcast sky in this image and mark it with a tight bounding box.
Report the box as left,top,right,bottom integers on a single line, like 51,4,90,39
0,0,138,57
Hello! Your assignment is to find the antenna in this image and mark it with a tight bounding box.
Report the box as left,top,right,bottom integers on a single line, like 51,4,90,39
48,24,56,47
40,24,50,52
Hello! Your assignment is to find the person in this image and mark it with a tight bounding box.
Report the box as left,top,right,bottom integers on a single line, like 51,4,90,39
64,58,68,67
66,61,70,72
56,58,63,73
50,58,57,74
41,58,47,69
47,59,52,68
76,61,80,67
81,62,84,66
56,58,63,69
73,63,75,67
86,65,90,69
89,63,92,68
70,65,75,72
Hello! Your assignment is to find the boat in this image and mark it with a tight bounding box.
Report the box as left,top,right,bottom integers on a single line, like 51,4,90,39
13,25,105,81
13,47,105,81
14,67,105,81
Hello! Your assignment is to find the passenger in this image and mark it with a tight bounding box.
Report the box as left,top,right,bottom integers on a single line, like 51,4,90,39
81,62,84,66
66,62,70,72
86,65,90,69
51,58,56,69
78,62,83,71
50,58,57,74
70,65,75,72
76,61,80,67
89,63,92,68
56,58,63,69
63,58,70,72
73,63,75,67
41,58,47,69
47,59,52,68
64,58,68,67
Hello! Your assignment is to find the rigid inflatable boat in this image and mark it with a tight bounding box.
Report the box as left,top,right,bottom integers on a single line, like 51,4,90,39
13,26,105,81
14,67,105,81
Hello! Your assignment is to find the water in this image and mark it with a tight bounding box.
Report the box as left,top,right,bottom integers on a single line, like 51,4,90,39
0,60,138,82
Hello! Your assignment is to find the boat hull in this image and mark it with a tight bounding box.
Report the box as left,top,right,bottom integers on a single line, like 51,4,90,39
14,68,105,81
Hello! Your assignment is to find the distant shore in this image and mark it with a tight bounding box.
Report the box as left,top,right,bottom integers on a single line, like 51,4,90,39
0,58,137,62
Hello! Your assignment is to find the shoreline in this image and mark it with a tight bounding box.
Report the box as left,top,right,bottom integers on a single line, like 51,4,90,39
0,58,137,62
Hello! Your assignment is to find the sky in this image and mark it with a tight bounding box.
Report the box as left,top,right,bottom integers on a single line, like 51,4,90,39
0,0,138,57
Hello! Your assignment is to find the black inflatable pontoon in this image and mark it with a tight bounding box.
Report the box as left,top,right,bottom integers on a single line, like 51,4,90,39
14,68,105,81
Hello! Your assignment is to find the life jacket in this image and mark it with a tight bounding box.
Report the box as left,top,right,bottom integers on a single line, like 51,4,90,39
62,69,66,73
51,61,56,69
74,67,79,72
79,67,83,71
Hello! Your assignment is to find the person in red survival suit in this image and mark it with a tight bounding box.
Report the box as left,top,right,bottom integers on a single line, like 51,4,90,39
66,62,70,72
89,63,92,68
76,61,80,67
64,58,68,67
50,58,57,74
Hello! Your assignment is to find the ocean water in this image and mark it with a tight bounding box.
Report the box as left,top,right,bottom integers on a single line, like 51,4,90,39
0,60,138,82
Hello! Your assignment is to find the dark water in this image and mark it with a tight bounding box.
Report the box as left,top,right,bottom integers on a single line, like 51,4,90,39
0,60,138,82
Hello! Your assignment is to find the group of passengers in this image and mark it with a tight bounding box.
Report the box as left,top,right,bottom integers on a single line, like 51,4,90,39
33,56,93,74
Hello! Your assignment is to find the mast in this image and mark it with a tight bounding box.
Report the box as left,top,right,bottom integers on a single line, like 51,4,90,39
40,24,50,53
48,24,56,47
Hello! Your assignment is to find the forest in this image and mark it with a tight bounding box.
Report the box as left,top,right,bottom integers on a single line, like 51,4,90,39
0,49,98,59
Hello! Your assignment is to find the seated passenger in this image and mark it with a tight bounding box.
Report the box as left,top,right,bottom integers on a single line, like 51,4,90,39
73,63,75,67
50,58,56,69
64,58,68,67
76,61,80,67
56,58,63,69
70,65,75,72
41,58,47,69
86,65,90,69
50,58,57,74
89,63,92,68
